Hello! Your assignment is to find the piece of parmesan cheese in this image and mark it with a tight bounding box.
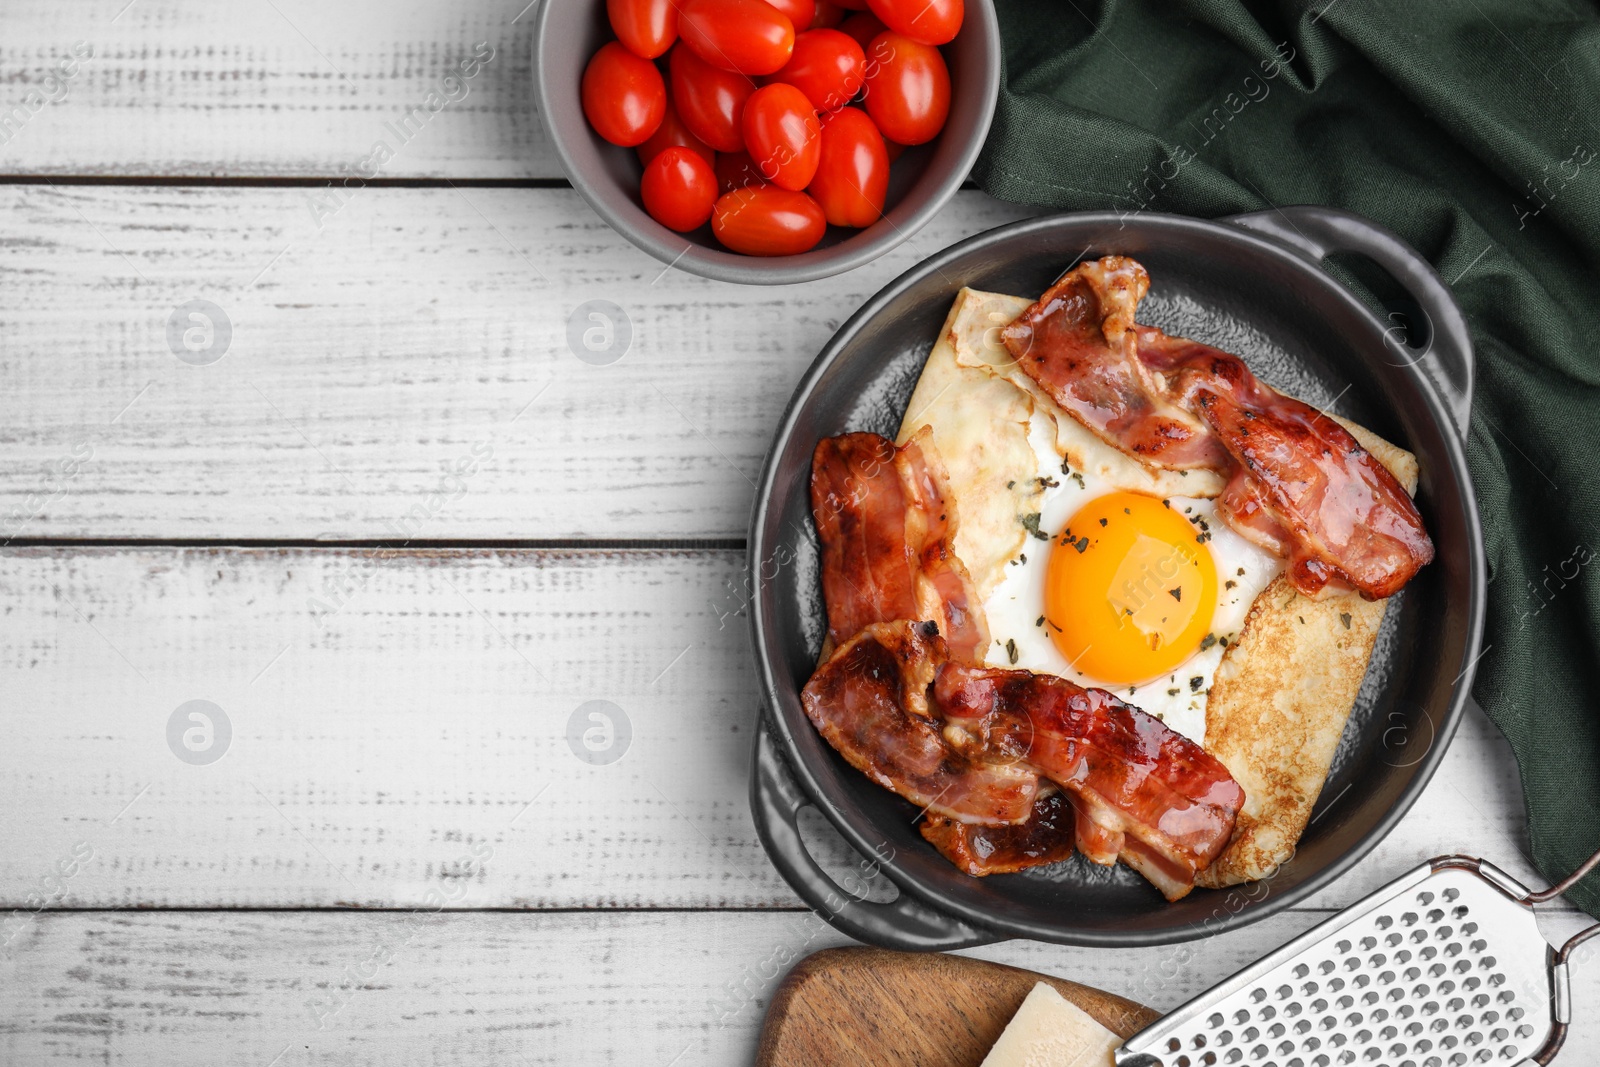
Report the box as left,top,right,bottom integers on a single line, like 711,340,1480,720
980,982,1123,1067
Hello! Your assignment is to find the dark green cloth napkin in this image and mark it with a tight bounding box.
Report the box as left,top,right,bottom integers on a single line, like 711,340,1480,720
974,0,1600,915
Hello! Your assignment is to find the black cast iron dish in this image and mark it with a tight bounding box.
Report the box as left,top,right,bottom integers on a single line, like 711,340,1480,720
747,207,1486,949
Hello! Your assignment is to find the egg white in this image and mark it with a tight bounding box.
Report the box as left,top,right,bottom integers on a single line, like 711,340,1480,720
980,412,1283,745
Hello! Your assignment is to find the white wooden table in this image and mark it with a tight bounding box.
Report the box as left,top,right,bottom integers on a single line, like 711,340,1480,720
0,3,1593,1063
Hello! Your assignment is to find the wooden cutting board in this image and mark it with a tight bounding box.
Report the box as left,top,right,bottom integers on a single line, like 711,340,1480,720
755,947,1160,1067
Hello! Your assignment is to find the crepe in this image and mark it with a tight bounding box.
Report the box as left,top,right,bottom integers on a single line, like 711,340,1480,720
895,291,1041,600
1196,418,1417,888
897,286,1421,888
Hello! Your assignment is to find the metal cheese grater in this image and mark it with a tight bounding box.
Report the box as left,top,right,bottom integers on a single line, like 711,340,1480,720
1117,849,1600,1067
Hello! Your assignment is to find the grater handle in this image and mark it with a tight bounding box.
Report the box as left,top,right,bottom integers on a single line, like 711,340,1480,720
1516,840,1600,964
1523,842,1600,905
1517,842,1600,1066
1527,924,1600,1066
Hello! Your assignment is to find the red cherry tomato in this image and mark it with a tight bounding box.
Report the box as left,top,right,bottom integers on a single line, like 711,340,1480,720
838,11,887,49
865,0,962,45
678,0,796,76
581,42,667,147
742,82,822,191
771,29,865,112
669,43,757,152
861,32,949,145
636,100,716,167
607,0,678,58
810,0,846,28
763,0,816,31
641,146,719,231
712,186,827,255
807,106,888,227
716,150,766,193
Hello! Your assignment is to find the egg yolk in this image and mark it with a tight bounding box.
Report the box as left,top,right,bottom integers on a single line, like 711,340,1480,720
1044,491,1218,686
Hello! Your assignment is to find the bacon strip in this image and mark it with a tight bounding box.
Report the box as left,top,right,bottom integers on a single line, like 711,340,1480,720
800,618,1244,898
1001,256,1433,600
800,621,1041,826
920,789,1078,876
810,428,988,658
1138,326,1435,598
935,662,1245,901
1071,802,1124,866
1000,256,1226,470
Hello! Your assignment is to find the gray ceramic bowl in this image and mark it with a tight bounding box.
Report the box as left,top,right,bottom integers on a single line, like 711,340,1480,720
533,1,1001,284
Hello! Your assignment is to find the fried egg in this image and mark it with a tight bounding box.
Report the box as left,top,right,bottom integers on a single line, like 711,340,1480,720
980,410,1282,743
897,284,1422,887
896,286,1284,745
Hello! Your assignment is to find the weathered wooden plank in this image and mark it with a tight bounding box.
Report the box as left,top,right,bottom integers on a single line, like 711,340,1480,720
0,185,1033,540
0,0,553,178
0,545,1567,913
1,546,767,910
2,910,1594,1064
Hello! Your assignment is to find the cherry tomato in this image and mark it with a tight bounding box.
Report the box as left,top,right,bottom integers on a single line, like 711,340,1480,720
678,0,795,77
807,106,888,227
669,43,757,152
810,0,847,28
712,186,827,255
636,100,715,167
771,29,865,112
838,10,887,49
581,42,667,147
716,150,766,193
641,146,719,231
607,0,678,58
861,32,949,145
865,0,962,45
742,82,821,191
763,0,816,31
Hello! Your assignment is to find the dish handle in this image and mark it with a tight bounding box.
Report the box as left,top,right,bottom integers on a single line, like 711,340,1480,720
1223,206,1474,439
749,713,1001,952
